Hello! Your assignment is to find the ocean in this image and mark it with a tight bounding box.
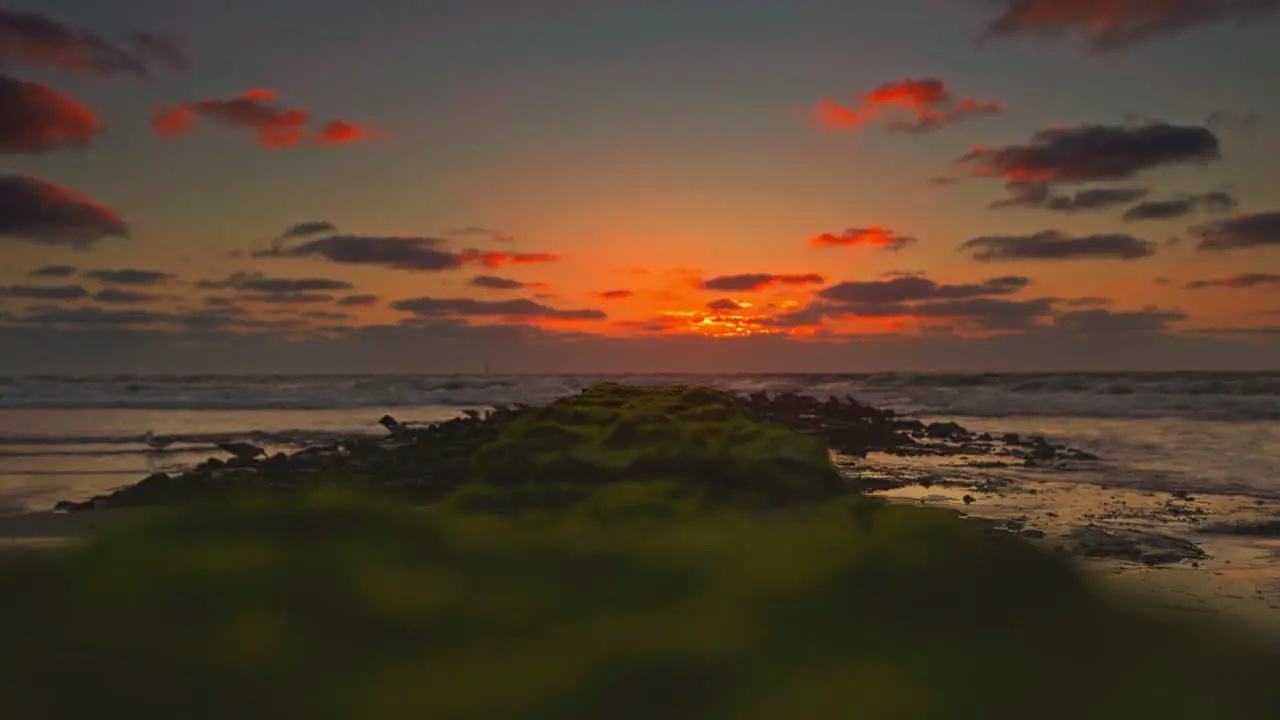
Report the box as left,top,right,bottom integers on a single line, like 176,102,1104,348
2,372,1279,512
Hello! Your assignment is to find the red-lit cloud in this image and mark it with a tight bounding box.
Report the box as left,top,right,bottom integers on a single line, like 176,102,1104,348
979,0,1280,52
699,273,826,292
813,78,1003,134
807,226,917,251
460,250,562,269
315,120,384,146
152,89,384,149
0,75,101,154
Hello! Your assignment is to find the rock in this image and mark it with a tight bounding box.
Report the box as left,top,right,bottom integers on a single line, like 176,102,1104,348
926,421,969,439
1064,526,1206,565
1001,433,1020,444
962,494,975,505
1021,529,1046,539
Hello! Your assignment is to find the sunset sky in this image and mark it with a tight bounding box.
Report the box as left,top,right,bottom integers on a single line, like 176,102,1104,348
2,0,1279,374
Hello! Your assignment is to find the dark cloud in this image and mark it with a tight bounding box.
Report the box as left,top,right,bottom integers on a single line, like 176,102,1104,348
1123,191,1237,221
255,235,464,272
335,294,380,307
990,181,1150,211
28,265,75,277
203,296,236,307
699,273,826,292
819,275,1029,304
391,297,607,320
93,289,162,303
960,231,1156,261
1186,274,1280,289
597,290,633,299
0,9,188,78
235,293,335,305
0,284,87,300
152,90,381,149
959,123,1221,184
278,221,337,239
469,275,527,290
0,74,101,154
1059,296,1114,307
1193,212,1280,251
0,175,127,248
302,310,351,321
707,298,748,311
909,297,1055,330
978,0,1280,52
196,271,353,294
1052,308,1187,334
84,268,175,286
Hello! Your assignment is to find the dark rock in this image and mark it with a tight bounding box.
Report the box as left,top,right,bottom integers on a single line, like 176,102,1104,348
962,495,975,505
1002,433,1020,444
926,421,969,439
1021,529,1046,539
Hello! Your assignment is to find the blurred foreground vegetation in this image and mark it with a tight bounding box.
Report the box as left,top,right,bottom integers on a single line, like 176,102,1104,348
1,384,1277,718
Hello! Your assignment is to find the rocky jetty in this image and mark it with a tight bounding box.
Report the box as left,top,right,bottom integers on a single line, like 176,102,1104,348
53,386,1100,512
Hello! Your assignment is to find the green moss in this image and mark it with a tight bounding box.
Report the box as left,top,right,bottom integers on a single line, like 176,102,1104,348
471,384,843,504
1,486,1276,719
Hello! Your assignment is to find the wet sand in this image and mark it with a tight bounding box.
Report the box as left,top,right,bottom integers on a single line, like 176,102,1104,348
859,460,1280,638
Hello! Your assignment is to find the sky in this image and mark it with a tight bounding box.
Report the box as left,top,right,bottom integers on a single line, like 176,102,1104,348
2,0,1279,374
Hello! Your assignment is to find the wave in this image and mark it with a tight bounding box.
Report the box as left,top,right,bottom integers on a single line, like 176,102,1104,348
0,373,1278,420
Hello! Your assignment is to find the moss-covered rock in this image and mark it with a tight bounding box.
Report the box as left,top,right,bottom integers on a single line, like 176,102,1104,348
470,384,844,504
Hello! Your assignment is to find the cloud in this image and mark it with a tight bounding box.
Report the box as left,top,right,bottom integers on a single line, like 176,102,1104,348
960,231,1156,261
0,9,188,78
28,265,75,277
1123,191,1238,221
990,181,1150,211
93,289,162,303
597,290,633,299
391,297,607,321
0,175,127,248
1186,273,1280,289
699,273,826,292
84,268,175,286
278,221,337,239
151,90,382,149
234,293,335,304
707,298,750,311
315,120,384,145
469,275,528,290
819,275,1029,304
1059,296,1114,307
460,250,561,269
814,78,1003,134
1052,308,1187,334
1192,211,1280,251
336,294,380,307
908,297,1055,330
255,235,463,271
0,75,102,154
978,0,1280,52
196,271,353,294
807,226,917,251
959,123,1221,183
447,226,516,242
0,284,87,300
302,310,350,321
